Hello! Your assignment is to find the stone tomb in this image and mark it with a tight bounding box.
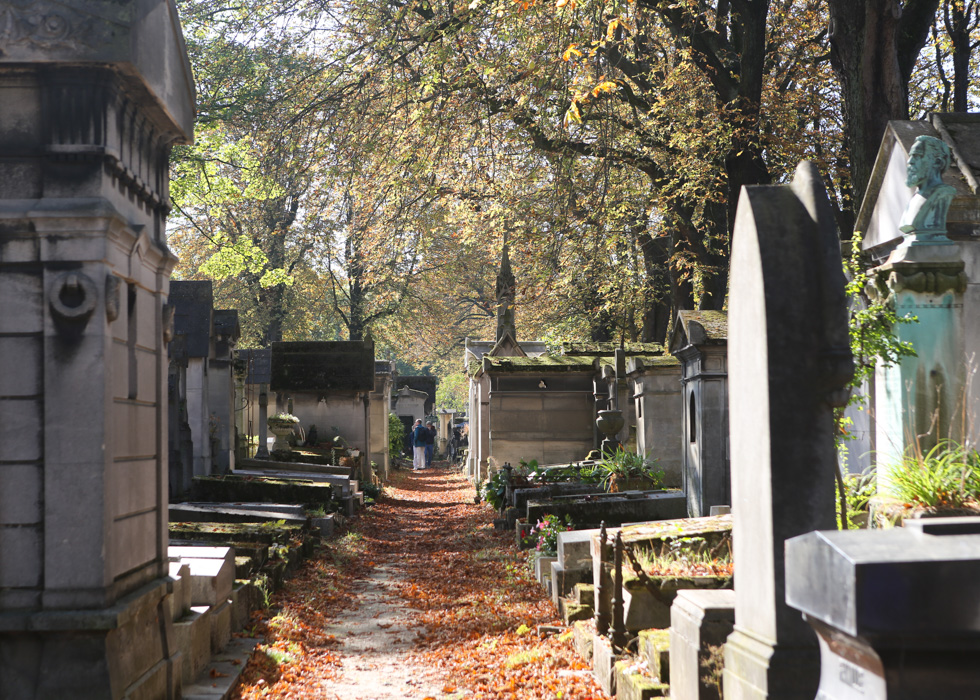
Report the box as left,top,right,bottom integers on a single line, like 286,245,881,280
856,114,980,473
723,162,853,699
669,311,729,517
261,341,377,481
786,518,980,699
168,280,240,496
0,0,195,696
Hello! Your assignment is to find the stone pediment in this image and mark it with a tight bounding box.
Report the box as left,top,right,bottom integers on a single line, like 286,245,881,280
0,0,195,140
857,115,980,258
669,310,728,354
488,329,526,358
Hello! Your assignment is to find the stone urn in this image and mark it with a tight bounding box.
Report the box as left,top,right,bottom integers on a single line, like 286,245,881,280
268,415,299,453
596,409,625,455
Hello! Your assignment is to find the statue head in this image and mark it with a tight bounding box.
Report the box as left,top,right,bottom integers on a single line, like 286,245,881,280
905,135,952,192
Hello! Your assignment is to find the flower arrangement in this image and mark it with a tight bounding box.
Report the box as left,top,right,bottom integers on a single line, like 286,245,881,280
269,412,300,424
526,514,574,555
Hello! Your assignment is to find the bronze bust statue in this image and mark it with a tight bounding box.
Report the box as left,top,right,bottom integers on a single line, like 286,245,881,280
899,135,956,241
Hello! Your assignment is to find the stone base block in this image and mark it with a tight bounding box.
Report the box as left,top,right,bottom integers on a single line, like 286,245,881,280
572,620,595,662
206,601,232,653
550,562,590,609
669,590,734,700
722,627,819,700
592,633,621,697
533,555,557,585
311,515,335,538
231,581,265,632
170,546,235,607
563,602,593,625
175,608,212,686
615,657,669,699
639,629,671,683
0,580,179,700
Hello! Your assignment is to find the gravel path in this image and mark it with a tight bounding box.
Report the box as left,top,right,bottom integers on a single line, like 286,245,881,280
321,564,451,699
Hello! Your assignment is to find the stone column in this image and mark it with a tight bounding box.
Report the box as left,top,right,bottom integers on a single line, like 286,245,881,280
0,1,194,696
256,384,270,458
723,162,853,699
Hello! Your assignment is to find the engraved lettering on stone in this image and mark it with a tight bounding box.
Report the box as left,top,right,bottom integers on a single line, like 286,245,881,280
838,659,865,693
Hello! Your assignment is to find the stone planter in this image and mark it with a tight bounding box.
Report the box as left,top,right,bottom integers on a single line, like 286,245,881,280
607,475,661,493
267,418,298,453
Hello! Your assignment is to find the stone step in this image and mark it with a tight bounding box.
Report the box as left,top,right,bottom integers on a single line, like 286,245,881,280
239,457,350,477
181,635,261,700
169,546,236,607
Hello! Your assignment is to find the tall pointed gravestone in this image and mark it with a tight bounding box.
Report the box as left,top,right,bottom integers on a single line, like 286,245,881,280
723,163,854,698
0,1,194,698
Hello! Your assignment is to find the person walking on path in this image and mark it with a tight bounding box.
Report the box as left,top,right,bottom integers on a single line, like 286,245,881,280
424,421,436,467
410,419,428,471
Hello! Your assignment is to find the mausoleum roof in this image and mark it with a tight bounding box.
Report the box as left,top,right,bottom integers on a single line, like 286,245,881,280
559,341,665,356
479,354,597,374
270,341,375,393
670,310,728,354
626,355,681,374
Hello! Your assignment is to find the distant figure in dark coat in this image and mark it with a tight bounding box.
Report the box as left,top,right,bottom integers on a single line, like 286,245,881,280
411,419,428,472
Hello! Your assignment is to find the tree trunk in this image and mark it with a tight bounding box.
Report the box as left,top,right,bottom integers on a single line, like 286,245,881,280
828,0,941,211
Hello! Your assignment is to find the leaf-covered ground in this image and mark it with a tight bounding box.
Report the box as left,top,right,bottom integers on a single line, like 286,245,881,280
233,465,608,699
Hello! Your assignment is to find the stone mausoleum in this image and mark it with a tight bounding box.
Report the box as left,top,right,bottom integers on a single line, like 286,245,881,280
0,0,195,696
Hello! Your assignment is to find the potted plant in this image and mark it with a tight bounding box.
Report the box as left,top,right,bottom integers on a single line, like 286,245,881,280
595,447,665,492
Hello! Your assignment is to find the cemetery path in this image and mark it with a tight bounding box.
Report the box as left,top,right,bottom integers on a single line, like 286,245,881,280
232,465,607,700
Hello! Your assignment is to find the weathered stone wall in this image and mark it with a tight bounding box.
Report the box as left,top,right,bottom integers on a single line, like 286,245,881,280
487,388,594,467
630,359,683,487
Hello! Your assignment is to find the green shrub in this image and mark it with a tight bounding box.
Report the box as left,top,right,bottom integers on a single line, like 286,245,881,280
887,440,980,509
388,413,404,461
481,469,509,511
595,447,664,491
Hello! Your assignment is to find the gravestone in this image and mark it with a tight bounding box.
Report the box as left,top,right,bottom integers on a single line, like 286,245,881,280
238,347,272,458
0,0,194,696
170,281,214,485
371,360,395,479
786,518,980,698
723,162,853,699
